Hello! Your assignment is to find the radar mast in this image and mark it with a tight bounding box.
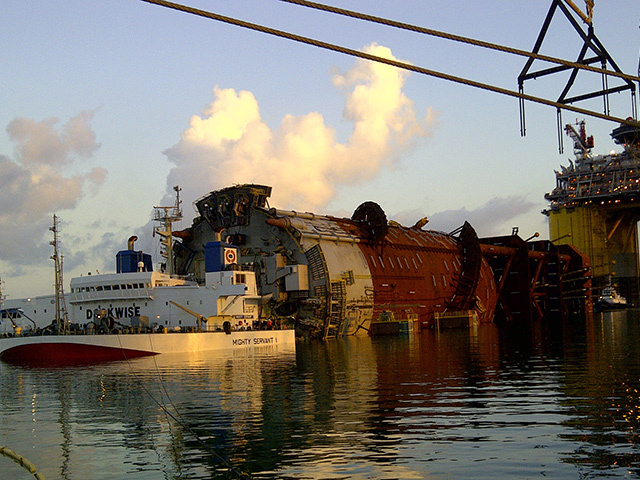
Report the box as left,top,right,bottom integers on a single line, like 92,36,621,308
154,186,182,275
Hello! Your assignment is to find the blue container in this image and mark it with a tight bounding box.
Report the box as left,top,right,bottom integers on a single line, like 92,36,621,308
116,250,153,273
205,242,238,272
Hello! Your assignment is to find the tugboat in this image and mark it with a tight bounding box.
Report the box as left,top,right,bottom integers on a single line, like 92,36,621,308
595,279,629,312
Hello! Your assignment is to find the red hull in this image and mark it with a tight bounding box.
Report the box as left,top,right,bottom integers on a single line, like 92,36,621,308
0,343,156,367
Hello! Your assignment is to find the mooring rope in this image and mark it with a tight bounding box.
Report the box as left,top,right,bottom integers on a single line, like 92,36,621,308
0,446,46,480
117,334,253,479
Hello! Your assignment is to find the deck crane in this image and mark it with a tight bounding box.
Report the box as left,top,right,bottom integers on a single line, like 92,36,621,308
564,120,594,159
169,300,209,331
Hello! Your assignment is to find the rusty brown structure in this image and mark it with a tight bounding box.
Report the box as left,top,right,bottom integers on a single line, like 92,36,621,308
480,236,592,323
172,185,591,337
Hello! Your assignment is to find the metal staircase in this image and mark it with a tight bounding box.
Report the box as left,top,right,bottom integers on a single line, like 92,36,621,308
324,280,347,338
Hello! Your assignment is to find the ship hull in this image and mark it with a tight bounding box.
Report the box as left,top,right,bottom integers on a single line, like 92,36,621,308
594,301,629,312
0,329,296,366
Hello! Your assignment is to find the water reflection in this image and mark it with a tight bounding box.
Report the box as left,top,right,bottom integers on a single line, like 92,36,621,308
2,315,640,478
559,310,640,476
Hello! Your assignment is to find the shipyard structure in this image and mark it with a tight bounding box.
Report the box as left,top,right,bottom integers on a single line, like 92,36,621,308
169,184,590,337
545,121,640,302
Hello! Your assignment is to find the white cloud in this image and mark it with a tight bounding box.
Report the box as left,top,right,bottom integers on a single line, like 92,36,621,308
163,43,438,215
423,195,539,237
0,110,106,265
6,109,100,167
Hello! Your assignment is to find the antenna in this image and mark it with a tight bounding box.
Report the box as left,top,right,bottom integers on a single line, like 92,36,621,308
50,214,70,333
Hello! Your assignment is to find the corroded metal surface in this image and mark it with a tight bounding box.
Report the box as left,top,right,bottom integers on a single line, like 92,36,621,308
175,184,591,337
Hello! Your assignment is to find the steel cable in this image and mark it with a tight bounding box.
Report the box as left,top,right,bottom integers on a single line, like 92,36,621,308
279,0,640,84
140,0,638,127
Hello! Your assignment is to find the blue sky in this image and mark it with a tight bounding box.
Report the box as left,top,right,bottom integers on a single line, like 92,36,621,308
1,0,638,298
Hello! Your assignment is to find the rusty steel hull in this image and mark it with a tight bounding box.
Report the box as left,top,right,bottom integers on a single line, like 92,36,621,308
333,218,498,328
173,185,590,337
174,185,499,337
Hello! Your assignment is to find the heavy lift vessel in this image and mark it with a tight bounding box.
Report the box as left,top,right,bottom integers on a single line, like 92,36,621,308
171,184,591,337
545,121,640,303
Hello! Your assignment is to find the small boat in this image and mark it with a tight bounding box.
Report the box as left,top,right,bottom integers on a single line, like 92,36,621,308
595,284,629,312
0,189,295,365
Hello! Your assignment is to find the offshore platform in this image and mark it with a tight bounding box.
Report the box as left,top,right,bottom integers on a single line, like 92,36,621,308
545,121,640,302
516,0,640,305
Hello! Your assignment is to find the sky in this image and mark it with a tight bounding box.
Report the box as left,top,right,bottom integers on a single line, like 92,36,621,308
1,0,638,299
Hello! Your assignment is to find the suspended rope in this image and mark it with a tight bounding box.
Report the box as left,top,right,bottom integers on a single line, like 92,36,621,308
139,0,639,128
278,0,640,84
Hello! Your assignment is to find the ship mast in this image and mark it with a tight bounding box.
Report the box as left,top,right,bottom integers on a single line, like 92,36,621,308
154,186,183,275
0,276,5,308
50,214,70,333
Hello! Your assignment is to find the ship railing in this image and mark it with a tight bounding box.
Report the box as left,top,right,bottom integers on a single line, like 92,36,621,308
69,288,154,302
434,309,478,318
434,310,479,330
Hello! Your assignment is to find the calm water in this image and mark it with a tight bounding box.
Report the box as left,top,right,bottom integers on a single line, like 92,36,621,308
2,312,640,479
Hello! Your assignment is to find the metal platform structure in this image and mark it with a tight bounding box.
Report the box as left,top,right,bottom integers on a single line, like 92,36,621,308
544,121,640,302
